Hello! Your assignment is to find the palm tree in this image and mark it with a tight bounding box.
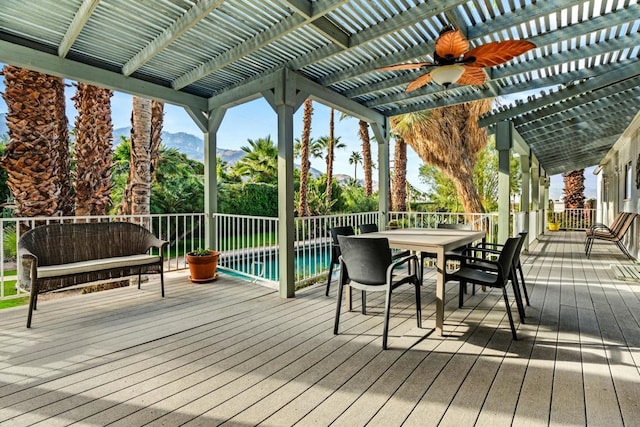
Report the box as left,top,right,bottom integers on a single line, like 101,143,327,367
233,136,278,183
563,169,585,208
120,96,153,216
0,65,69,217
53,77,74,216
349,151,362,181
72,82,113,216
391,100,492,214
326,107,336,207
359,120,373,196
298,99,313,216
392,136,407,211
317,134,345,205
340,112,374,196
150,100,164,177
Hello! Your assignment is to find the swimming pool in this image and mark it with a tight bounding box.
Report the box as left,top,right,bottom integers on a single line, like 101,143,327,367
221,246,331,282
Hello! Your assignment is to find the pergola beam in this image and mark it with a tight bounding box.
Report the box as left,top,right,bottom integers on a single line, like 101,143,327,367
505,75,640,126
516,97,640,136
480,62,640,127
173,0,349,90
122,0,225,76
291,0,468,70
0,39,208,111
324,1,638,92
58,0,100,57
282,0,350,48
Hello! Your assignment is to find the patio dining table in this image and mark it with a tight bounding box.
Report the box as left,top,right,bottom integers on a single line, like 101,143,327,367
356,227,486,336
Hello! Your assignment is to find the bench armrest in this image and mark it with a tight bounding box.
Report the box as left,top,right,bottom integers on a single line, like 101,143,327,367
144,234,169,252
18,246,38,290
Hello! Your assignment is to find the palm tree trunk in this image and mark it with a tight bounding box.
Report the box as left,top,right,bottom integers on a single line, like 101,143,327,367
53,78,74,216
326,107,335,208
0,66,67,217
449,169,485,214
298,99,312,216
392,137,407,211
120,97,152,216
150,100,164,178
359,120,373,196
73,83,113,216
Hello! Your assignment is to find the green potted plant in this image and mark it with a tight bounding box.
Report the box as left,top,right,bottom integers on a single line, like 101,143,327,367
186,248,220,283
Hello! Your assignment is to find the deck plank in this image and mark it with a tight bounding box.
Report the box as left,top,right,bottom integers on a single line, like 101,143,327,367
0,231,638,426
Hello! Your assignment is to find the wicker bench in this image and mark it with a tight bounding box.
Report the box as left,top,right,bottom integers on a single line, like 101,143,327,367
18,222,168,328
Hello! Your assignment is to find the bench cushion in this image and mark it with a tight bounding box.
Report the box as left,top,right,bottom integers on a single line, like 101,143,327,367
37,254,162,279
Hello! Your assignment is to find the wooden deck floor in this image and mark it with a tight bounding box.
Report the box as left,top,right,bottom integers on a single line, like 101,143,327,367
1,231,639,426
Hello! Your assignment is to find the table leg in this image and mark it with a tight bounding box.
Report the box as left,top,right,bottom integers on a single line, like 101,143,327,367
436,247,445,336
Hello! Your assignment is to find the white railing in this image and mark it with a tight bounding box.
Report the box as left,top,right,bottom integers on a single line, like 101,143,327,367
214,213,279,284
0,213,206,299
1,210,502,300
213,211,379,286
388,211,499,243
548,208,597,230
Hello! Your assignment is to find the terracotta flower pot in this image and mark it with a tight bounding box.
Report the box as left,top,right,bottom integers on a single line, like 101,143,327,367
187,251,220,283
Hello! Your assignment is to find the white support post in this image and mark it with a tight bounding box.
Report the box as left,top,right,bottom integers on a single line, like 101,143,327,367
371,119,390,228
542,171,550,234
531,156,540,242
203,108,226,250
520,154,531,249
274,69,298,298
496,121,513,243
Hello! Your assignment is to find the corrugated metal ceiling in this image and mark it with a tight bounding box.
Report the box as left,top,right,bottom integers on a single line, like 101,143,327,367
0,0,638,174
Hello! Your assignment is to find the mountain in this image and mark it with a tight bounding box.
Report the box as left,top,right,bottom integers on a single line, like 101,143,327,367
113,127,206,162
112,127,322,175
0,117,321,177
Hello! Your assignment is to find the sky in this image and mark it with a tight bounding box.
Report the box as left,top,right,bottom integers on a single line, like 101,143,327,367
0,74,595,199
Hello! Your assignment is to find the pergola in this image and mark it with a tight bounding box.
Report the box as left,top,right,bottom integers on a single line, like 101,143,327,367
1,0,639,296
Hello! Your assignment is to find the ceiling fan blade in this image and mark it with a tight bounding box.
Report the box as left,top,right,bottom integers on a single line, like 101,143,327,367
406,72,433,92
376,62,434,71
463,40,536,67
456,66,487,85
435,29,469,59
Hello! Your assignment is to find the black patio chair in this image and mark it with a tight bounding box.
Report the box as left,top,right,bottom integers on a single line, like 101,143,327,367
325,226,355,296
334,235,421,349
445,236,522,340
475,231,530,307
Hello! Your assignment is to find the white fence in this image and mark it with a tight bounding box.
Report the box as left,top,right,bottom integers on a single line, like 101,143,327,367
550,208,597,230
1,210,498,300
213,211,379,286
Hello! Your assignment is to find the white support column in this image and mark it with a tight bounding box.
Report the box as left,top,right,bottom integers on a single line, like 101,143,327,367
202,108,225,250
274,69,298,298
371,119,390,228
496,121,513,243
530,156,540,242
520,154,531,249
542,171,550,234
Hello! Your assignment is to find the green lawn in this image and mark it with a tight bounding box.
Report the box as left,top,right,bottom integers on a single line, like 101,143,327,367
1,269,27,310
0,296,29,310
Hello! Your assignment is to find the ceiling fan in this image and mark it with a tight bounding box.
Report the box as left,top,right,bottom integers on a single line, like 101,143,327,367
377,26,536,92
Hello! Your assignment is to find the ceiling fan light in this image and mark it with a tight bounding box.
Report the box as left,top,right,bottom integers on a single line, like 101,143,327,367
431,65,465,87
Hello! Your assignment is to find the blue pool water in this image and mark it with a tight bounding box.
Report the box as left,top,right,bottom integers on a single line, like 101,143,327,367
222,247,331,281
